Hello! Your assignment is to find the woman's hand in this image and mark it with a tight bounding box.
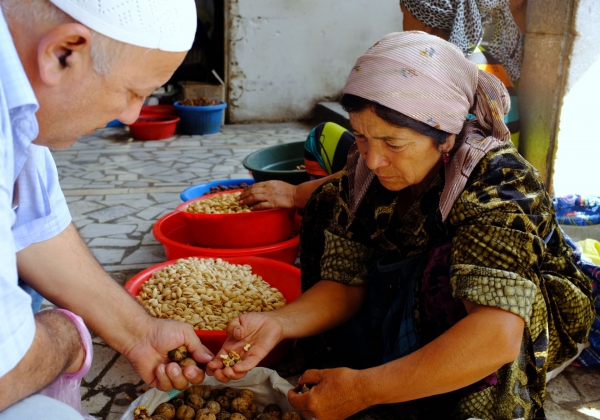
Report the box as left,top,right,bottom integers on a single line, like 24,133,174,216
206,312,285,382
288,368,367,420
122,318,214,392
238,181,296,210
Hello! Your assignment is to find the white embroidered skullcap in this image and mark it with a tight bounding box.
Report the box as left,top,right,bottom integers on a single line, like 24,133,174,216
48,0,197,52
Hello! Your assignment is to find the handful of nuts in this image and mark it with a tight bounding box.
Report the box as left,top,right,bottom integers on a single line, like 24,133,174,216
133,385,302,420
185,192,251,214
136,258,286,331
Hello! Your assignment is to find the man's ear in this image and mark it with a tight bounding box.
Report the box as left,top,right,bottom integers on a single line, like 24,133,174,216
37,23,92,86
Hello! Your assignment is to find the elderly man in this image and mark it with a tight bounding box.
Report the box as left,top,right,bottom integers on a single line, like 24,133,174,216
0,0,213,418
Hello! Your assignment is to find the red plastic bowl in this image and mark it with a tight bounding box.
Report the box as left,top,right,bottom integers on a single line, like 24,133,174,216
176,190,296,248
124,256,301,366
128,116,180,140
153,211,300,265
140,104,177,118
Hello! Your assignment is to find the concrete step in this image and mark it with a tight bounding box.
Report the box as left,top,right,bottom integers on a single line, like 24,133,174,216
312,102,351,130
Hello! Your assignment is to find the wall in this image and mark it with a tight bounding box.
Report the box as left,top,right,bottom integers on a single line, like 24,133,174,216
226,0,403,123
551,0,600,197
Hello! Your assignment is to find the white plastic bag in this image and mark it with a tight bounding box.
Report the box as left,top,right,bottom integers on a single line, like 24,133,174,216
120,367,308,420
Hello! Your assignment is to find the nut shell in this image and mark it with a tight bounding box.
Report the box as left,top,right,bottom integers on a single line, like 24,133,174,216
238,390,254,404
254,415,273,420
187,385,212,400
216,396,230,411
216,412,231,420
263,404,281,417
230,414,247,420
168,346,189,362
205,401,221,415
186,394,205,411
195,410,216,420
282,413,301,420
230,398,249,413
176,405,195,420
221,388,238,400
153,403,176,420
179,358,198,368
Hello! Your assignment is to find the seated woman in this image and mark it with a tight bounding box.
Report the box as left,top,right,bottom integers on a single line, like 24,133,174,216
209,31,594,420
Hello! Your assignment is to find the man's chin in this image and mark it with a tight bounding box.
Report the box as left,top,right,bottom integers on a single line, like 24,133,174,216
32,136,79,150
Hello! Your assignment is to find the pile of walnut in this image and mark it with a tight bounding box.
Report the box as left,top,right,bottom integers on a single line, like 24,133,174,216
133,385,302,420
136,258,286,331
185,192,251,214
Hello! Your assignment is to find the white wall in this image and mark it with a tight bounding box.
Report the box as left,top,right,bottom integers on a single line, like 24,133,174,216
552,0,600,197
227,0,403,123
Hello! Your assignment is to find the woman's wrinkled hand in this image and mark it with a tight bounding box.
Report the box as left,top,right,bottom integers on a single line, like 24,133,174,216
288,368,367,420
122,318,214,392
206,312,285,382
238,181,296,210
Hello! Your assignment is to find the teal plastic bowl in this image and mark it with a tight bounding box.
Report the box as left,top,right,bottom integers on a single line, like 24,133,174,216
243,141,309,185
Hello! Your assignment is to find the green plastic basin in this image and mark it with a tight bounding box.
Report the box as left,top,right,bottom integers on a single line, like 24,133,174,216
243,141,309,185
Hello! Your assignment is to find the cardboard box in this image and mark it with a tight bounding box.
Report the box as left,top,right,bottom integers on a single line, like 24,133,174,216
181,81,225,102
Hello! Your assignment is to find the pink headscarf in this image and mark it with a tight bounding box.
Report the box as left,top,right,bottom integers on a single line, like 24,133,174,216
343,31,511,221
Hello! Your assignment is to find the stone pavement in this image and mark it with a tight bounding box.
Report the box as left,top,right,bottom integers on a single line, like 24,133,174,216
44,122,600,419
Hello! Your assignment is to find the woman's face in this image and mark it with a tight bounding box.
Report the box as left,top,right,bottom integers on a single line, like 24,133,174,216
350,107,449,192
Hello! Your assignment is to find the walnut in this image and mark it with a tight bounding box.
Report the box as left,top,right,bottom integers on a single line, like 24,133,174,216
263,404,282,418
168,346,189,362
230,414,247,420
176,405,195,420
205,401,221,415
221,388,238,400
238,389,254,404
179,358,198,368
281,413,301,420
134,406,151,419
220,351,242,368
186,394,205,411
210,388,221,400
149,416,168,420
254,415,273,420
215,412,231,420
216,395,230,411
152,403,176,420
172,395,186,408
230,397,249,413
241,410,255,420
248,402,257,414
292,383,311,394
195,410,216,420
187,385,212,400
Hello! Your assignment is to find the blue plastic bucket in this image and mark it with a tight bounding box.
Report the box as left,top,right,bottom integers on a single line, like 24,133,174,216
174,101,227,135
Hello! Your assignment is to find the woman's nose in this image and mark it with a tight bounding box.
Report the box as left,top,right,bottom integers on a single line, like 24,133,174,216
363,142,388,170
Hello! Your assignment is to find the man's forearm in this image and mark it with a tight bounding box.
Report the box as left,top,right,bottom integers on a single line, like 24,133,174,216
16,223,151,355
0,310,84,412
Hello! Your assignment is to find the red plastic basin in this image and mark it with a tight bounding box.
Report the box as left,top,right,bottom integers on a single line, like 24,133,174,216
176,190,296,248
140,104,177,118
153,211,300,265
128,116,180,140
124,256,301,366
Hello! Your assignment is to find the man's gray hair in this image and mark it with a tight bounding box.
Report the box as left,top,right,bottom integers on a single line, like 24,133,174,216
0,0,127,75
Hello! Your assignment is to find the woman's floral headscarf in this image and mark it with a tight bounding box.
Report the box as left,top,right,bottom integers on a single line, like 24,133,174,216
343,31,511,221
401,0,523,81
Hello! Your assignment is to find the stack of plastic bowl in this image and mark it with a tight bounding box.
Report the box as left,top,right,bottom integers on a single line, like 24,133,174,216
128,105,180,140
153,180,300,265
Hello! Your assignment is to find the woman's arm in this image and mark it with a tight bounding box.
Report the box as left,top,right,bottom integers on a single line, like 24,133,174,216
289,302,525,420
207,280,365,381
238,172,341,210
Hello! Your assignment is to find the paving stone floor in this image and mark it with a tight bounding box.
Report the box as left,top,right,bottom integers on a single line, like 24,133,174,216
44,123,600,419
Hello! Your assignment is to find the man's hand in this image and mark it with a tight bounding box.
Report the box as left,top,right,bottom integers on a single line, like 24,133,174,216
288,368,366,420
206,312,284,382
122,318,214,392
238,181,296,210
